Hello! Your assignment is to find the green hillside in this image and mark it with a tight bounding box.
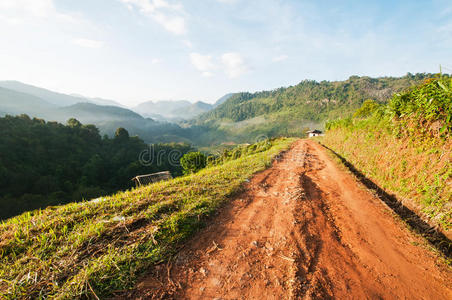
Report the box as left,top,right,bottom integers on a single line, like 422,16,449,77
0,115,192,220
192,73,434,144
0,138,294,299
322,75,451,236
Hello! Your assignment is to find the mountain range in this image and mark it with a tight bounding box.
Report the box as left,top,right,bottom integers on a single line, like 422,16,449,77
0,74,435,146
0,81,231,143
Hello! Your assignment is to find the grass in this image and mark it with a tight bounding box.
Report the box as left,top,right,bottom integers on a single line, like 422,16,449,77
321,117,451,234
0,138,295,299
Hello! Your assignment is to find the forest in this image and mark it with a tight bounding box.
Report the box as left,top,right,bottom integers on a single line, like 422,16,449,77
190,73,437,144
0,115,192,220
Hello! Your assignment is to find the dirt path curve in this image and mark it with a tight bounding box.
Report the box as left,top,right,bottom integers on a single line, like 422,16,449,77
135,139,451,299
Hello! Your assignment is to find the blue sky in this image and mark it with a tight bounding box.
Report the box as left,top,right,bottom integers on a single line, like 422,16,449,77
0,0,451,106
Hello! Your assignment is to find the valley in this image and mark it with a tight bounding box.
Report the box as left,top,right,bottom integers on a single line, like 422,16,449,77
1,1,451,298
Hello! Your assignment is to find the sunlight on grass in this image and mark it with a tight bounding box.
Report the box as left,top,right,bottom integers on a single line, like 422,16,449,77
0,138,295,299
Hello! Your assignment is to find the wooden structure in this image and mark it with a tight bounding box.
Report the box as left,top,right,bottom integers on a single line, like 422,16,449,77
306,130,323,137
132,171,172,187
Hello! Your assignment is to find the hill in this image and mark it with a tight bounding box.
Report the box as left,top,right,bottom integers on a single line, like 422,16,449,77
171,101,213,119
213,93,234,107
322,75,451,238
0,115,193,220
0,81,124,107
0,87,196,144
133,100,213,121
0,138,294,299
0,81,91,107
0,87,56,117
191,73,435,144
59,102,144,122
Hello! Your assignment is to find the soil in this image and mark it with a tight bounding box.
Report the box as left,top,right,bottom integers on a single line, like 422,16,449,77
128,139,451,299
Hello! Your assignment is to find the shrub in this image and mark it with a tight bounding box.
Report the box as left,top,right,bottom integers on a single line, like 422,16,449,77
353,99,380,118
180,152,207,174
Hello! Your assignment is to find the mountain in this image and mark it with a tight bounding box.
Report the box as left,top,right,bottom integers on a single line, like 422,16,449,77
0,81,126,108
0,81,90,107
191,73,435,144
172,101,213,120
133,100,213,121
213,93,234,107
70,94,126,107
59,102,145,123
0,81,199,143
54,103,194,144
0,87,56,117
0,87,194,143
133,100,191,119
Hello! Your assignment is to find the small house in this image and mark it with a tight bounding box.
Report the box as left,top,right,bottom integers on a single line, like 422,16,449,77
306,130,323,137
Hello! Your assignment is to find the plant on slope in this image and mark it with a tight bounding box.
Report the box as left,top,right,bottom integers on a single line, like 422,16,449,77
0,138,295,299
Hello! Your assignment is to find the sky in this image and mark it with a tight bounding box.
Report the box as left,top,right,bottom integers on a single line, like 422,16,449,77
0,0,451,106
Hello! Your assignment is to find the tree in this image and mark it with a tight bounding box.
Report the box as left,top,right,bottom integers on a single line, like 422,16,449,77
353,99,380,118
67,118,82,128
180,152,207,174
114,127,129,142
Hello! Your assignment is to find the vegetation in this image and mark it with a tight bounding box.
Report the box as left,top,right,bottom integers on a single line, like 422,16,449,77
353,99,381,118
0,115,192,220
207,139,273,166
180,152,207,174
190,73,435,144
0,138,294,299
322,76,451,234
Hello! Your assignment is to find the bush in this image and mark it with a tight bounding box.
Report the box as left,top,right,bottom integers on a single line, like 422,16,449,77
353,99,380,118
180,152,207,174
388,76,452,135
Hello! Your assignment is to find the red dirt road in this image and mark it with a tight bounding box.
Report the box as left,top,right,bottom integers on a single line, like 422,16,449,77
134,139,451,299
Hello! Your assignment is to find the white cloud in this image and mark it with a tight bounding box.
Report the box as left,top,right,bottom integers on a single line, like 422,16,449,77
216,0,239,4
0,0,76,24
189,53,216,77
72,38,104,49
272,54,288,62
120,0,187,35
151,58,161,64
0,0,54,18
221,52,248,78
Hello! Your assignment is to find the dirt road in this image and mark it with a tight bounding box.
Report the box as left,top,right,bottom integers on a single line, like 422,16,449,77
134,139,451,299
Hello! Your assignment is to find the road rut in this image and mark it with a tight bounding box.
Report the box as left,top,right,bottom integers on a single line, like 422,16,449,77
133,139,451,299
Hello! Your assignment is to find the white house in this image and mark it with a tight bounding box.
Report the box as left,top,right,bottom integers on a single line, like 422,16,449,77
306,130,323,137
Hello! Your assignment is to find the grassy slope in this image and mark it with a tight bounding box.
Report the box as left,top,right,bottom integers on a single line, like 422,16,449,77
0,138,295,299
322,122,451,232
321,77,451,236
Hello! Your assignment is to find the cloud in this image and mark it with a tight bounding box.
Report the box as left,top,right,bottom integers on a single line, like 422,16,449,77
120,0,187,35
72,38,104,49
0,0,54,18
190,53,216,77
216,0,239,4
272,54,288,62
221,52,248,78
0,0,77,24
151,58,161,64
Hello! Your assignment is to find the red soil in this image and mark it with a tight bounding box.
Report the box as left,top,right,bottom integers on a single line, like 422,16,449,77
130,139,451,299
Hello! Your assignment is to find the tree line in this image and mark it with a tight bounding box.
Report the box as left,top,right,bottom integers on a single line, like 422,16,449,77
0,115,192,220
